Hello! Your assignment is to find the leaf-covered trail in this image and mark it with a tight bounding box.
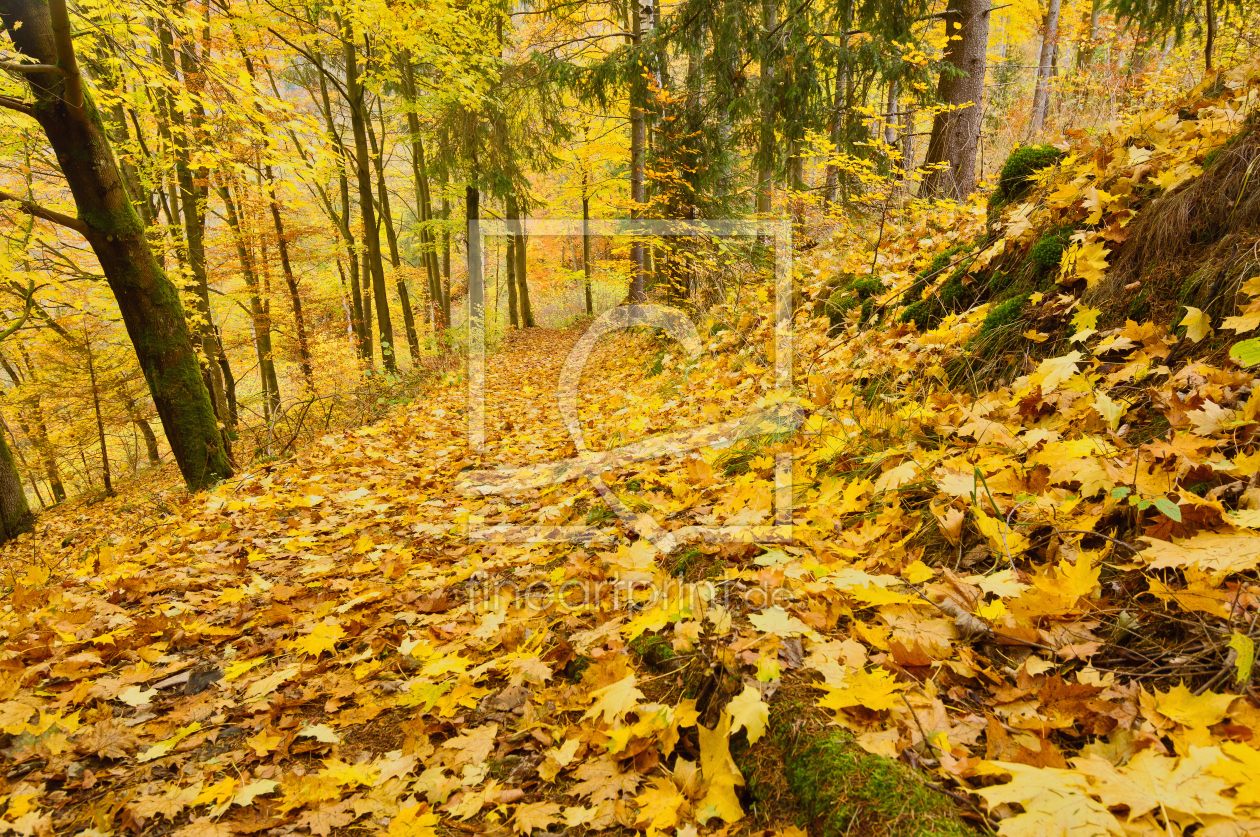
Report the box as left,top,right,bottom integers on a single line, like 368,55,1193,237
0,323,754,837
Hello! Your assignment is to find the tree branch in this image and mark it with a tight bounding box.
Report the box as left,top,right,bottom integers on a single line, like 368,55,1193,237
46,0,84,111
0,61,64,75
0,190,88,235
0,95,33,116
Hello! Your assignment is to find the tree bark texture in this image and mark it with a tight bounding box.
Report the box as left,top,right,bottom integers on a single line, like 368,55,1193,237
919,0,992,199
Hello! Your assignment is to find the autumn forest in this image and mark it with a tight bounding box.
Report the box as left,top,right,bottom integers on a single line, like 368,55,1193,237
2,0,1260,833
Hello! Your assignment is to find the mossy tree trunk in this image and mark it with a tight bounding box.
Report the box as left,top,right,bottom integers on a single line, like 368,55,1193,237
919,0,992,200
0,0,231,491
0,414,32,545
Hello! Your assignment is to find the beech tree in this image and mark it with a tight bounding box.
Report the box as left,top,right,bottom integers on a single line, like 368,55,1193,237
0,0,232,490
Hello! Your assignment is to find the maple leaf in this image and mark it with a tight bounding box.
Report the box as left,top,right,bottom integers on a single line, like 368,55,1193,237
296,724,341,744
818,667,903,712
583,674,644,723
440,723,498,768
173,819,234,837
1140,532,1260,574
292,621,345,657
75,719,139,759
976,762,1122,837
748,606,813,637
302,804,358,837
1181,307,1214,342
137,722,202,763
1153,682,1235,728
116,685,157,707
1030,351,1083,393
512,801,563,834
697,715,744,824
1074,747,1233,820
726,684,769,744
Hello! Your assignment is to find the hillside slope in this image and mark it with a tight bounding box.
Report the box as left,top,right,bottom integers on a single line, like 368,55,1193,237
3,66,1260,837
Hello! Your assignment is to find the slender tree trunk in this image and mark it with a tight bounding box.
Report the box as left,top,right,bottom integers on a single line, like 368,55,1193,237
756,0,777,219
1078,0,1101,69
1029,0,1061,136
506,194,534,327
441,192,452,325
360,245,374,362
1204,0,1216,72
582,189,593,315
628,0,649,301
400,58,445,332
919,0,992,199
264,165,314,387
124,398,161,467
217,180,281,420
312,51,368,362
366,102,421,362
7,349,66,503
164,10,231,430
82,332,113,497
506,232,519,327
822,0,853,208
0,0,230,490
214,327,238,430
339,14,396,372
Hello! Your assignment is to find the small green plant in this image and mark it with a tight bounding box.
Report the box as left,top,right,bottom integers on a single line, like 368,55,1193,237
1031,227,1073,271
979,293,1031,337
996,144,1065,199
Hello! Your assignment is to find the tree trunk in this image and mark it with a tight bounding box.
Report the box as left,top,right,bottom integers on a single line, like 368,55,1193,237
582,191,594,315
339,14,396,372
124,397,161,467
82,330,113,497
919,0,992,199
0,0,230,491
756,0,777,219
1078,0,1101,69
158,10,230,430
441,193,452,325
400,57,446,332
1204,0,1216,72
507,194,534,327
360,245,374,363
214,326,238,430
506,232,519,327
8,349,66,503
628,0,649,301
313,50,369,362
467,185,483,327
822,0,853,208
0,412,32,544
217,180,281,420
1029,0,1061,136
365,101,422,363
264,165,314,388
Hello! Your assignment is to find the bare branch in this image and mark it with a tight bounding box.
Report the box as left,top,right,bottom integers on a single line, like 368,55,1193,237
0,189,88,235
0,95,33,116
0,61,65,75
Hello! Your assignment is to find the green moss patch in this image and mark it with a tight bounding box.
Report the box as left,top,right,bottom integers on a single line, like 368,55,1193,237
785,730,972,837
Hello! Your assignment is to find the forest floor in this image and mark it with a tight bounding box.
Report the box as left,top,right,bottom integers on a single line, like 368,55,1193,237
6,64,1260,837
